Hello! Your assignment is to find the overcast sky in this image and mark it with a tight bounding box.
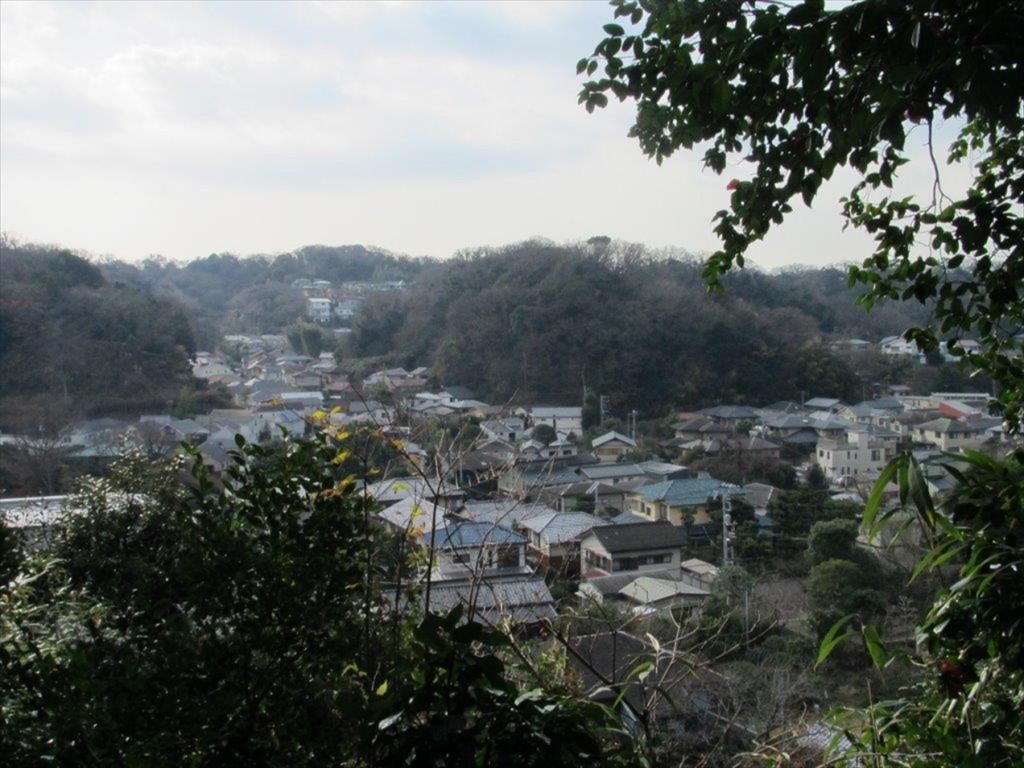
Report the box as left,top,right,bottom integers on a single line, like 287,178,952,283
0,0,966,267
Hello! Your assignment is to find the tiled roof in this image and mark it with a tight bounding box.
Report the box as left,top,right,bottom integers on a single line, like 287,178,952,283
578,463,646,481
425,521,526,549
587,521,688,553
426,577,556,625
592,431,637,448
619,576,708,605
633,477,742,508
532,406,582,418
519,511,608,543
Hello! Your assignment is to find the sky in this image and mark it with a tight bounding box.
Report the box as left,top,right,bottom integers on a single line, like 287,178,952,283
0,0,968,267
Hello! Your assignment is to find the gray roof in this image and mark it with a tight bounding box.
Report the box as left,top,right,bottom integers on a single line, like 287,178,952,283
586,521,689,553
805,397,843,409
609,509,648,525
425,521,526,550
592,431,637,448
632,477,742,508
701,405,761,420
455,500,551,527
581,568,684,596
532,406,582,418
578,463,646,481
619,576,708,605
426,577,556,625
916,417,986,435
519,511,608,543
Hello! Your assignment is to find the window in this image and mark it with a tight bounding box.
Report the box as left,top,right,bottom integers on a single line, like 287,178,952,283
451,551,471,565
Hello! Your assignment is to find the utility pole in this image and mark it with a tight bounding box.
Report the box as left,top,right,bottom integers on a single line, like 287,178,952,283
630,409,638,440
600,395,609,427
721,492,735,567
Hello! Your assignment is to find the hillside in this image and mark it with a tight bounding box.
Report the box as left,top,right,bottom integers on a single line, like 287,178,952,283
0,239,204,432
98,244,429,347
348,240,932,413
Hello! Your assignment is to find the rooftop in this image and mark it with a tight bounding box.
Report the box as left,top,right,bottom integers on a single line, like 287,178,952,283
633,477,742,508
586,521,689,553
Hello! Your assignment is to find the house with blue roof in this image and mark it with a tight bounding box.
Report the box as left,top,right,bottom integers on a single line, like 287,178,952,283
627,475,743,528
424,521,529,581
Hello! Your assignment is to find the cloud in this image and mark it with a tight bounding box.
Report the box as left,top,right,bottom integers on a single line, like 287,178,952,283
0,1,973,270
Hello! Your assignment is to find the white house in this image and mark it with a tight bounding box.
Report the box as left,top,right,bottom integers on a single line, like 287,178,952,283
530,406,583,435
815,430,895,482
306,297,333,324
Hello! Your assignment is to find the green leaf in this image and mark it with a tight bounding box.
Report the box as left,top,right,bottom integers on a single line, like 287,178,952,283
864,455,901,535
862,625,888,671
816,614,857,669
603,23,625,36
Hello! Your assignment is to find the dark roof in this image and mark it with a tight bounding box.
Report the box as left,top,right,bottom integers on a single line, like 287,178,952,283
586,521,688,553
442,385,477,401
701,405,761,420
424,521,526,549
426,577,556,625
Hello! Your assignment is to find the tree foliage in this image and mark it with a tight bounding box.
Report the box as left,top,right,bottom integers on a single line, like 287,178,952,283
350,241,915,413
0,436,640,767
580,0,1024,430
0,238,205,432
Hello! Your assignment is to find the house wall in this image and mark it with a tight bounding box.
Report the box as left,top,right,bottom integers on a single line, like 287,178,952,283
594,443,630,464
533,415,583,434
815,438,893,481
914,427,984,451
629,497,712,527
434,542,525,578
580,535,682,575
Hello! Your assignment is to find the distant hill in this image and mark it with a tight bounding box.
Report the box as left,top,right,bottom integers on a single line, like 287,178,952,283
347,240,932,413
98,244,430,347
0,235,939,426
0,238,204,432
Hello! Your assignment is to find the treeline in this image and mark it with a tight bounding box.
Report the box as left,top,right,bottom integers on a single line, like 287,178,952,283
0,239,203,432
348,240,930,413
99,244,429,346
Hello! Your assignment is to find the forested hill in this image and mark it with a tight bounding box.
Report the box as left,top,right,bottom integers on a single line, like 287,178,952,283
348,240,930,413
0,240,200,432
99,244,429,346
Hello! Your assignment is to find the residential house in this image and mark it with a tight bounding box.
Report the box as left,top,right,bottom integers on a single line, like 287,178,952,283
637,461,692,481
575,462,651,486
618,576,709,613
530,406,583,434
702,436,781,459
628,476,742,528
680,558,720,590
424,521,529,581
672,416,732,443
424,577,557,627
538,479,639,514
913,417,988,451
452,499,551,528
580,521,689,577
804,397,845,414
880,335,925,363
592,431,638,463
700,405,761,425
577,568,689,606
480,417,526,443
518,511,608,573
815,430,896,482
